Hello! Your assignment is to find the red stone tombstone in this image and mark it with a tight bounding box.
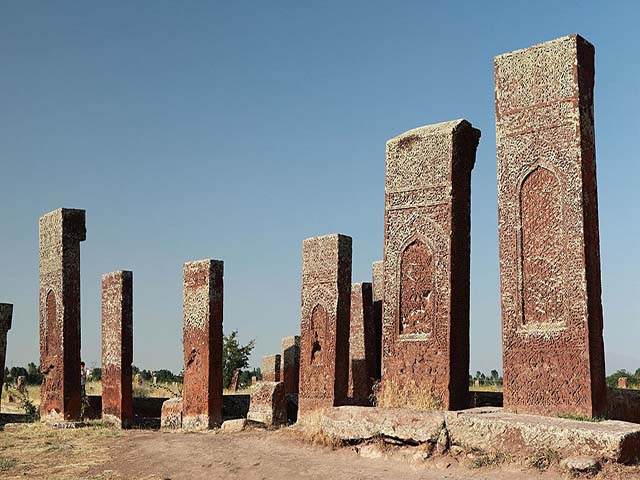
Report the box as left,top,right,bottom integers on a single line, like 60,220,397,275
0,304,13,410
495,35,606,418
101,271,133,428
262,354,281,382
371,261,383,382
348,282,375,405
382,121,479,410
281,335,300,395
182,259,223,429
39,208,86,421
299,234,351,417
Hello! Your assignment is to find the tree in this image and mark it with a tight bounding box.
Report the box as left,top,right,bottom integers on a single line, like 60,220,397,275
90,367,102,381
490,370,500,385
27,363,43,384
156,369,178,383
239,367,262,387
222,331,255,389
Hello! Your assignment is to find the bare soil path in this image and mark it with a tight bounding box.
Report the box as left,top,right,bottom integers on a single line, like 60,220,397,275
1,423,639,479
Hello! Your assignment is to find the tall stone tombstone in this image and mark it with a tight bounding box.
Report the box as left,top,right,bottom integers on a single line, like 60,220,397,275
0,304,13,410
382,120,479,410
281,335,300,395
262,354,281,382
371,261,383,381
348,282,375,405
495,35,606,417
182,259,224,429
39,208,86,421
101,271,133,428
299,234,351,417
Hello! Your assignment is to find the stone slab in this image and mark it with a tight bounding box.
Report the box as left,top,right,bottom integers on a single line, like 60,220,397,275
301,406,640,464
247,381,286,426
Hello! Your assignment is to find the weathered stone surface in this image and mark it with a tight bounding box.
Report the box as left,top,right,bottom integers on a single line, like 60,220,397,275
371,261,383,382
302,406,640,464
0,304,12,410
247,381,286,426
347,283,375,405
302,406,445,443
182,259,224,429
160,397,183,429
606,387,640,424
262,354,281,383
221,418,247,432
299,234,351,417
382,120,479,410
39,208,86,421
446,408,640,464
495,35,607,418
280,336,300,395
101,271,133,428
560,456,600,474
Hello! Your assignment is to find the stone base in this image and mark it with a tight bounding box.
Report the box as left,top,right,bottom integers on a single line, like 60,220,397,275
247,382,286,426
101,413,132,429
183,414,217,430
160,398,183,429
301,406,640,464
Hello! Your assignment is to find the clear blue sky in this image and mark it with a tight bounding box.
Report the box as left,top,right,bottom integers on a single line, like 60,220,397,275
1,1,638,375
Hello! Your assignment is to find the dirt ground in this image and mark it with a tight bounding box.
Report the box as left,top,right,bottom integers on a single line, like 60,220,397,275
1,422,639,480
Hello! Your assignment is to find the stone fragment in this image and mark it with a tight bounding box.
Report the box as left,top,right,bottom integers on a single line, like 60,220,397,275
371,261,383,381
0,304,14,410
280,336,300,395
39,208,86,421
299,234,352,417
101,270,133,428
382,120,479,410
495,35,606,418
230,368,242,392
182,259,224,429
560,456,600,474
262,354,281,382
160,397,183,429
436,427,449,454
16,376,25,394
347,282,375,405
221,418,248,432
247,381,286,426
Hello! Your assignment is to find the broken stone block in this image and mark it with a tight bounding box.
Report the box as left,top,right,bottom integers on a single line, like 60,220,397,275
495,35,606,418
160,397,183,429
39,208,86,421
221,418,247,432
247,381,286,426
262,354,280,382
280,336,300,395
560,456,600,474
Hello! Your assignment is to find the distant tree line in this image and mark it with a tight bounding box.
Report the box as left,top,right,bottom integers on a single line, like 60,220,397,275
469,370,502,387
606,369,640,388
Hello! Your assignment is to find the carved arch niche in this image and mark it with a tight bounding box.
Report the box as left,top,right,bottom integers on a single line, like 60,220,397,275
519,165,565,325
309,304,328,366
399,239,435,336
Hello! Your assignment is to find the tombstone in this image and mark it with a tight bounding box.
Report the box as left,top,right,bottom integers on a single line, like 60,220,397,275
348,283,375,405
17,376,26,394
474,379,480,388
495,35,606,418
152,374,157,385
0,304,12,410
618,377,628,390
161,397,183,429
371,261,383,381
39,208,86,421
251,376,257,385
262,354,281,383
182,259,224,429
299,234,352,417
101,270,134,428
281,336,300,395
382,121,480,410
247,381,287,426
230,368,242,392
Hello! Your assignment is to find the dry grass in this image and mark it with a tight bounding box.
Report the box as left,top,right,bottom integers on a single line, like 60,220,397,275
373,380,442,410
527,448,559,471
0,421,123,479
469,384,503,392
468,450,509,469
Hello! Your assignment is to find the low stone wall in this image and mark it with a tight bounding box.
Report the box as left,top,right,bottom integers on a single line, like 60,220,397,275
607,388,640,424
